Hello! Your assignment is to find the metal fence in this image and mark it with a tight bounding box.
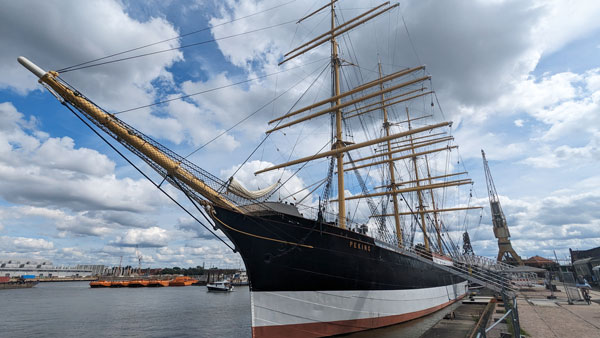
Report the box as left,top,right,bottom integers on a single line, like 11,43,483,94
560,271,582,303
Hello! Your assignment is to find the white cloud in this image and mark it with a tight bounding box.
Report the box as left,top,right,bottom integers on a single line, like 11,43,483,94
0,102,168,213
521,133,600,168
532,0,600,55
469,183,600,258
0,0,187,149
514,119,524,127
112,226,170,247
0,0,182,103
0,236,54,252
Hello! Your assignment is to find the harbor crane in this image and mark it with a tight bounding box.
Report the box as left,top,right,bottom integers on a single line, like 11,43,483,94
482,150,523,265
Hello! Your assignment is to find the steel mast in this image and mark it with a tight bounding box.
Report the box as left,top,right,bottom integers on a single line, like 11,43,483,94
481,150,523,265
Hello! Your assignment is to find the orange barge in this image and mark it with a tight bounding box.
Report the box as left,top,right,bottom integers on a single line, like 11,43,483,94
91,277,198,288
169,276,198,286
89,280,111,288
128,280,150,287
148,280,169,287
110,280,130,287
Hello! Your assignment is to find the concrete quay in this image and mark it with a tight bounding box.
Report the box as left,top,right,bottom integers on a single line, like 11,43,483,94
516,285,600,338
419,285,600,338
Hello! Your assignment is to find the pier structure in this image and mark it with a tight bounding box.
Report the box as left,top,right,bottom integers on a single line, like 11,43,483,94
0,259,100,278
516,284,600,337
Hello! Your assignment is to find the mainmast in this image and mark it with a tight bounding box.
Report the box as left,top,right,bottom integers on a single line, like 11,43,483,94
260,1,401,230
378,62,402,245
331,2,346,229
425,155,443,253
405,107,430,251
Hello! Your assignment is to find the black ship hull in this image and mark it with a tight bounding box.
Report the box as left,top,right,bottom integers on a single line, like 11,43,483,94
212,205,466,337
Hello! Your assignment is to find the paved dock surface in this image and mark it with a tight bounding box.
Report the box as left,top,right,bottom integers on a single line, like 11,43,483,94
418,286,600,338
518,285,600,338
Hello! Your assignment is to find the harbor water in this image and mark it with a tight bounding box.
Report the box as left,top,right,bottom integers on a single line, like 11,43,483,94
2,282,458,337
2,282,250,337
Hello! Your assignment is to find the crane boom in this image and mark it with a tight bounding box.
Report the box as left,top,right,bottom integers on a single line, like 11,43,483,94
481,150,523,265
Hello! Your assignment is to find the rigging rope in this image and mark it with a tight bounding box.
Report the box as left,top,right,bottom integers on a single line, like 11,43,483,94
185,59,330,159
60,101,236,252
400,8,422,66
59,19,298,73
229,61,330,179
264,140,331,202
56,0,297,72
115,57,329,115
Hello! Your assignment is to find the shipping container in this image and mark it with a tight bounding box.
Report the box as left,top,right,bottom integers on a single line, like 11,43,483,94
0,276,10,283
21,275,36,279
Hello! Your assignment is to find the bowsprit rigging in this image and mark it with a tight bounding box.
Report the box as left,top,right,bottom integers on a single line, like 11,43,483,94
18,1,513,337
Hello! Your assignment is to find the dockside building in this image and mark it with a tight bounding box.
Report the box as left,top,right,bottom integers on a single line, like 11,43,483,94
0,259,103,278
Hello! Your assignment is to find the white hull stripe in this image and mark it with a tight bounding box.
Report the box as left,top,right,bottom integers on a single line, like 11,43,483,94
251,281,467,337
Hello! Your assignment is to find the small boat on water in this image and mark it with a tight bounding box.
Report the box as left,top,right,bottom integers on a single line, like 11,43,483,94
207,280,234,292
89,280,111,288
1,277,38,289
169,276,198,286
147,279,169,287
232,271,249,286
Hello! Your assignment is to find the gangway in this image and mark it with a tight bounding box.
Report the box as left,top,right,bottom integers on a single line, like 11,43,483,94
376,240,518,296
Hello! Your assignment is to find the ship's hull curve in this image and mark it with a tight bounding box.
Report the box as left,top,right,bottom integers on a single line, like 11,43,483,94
211,206,466,337
251,286,466,337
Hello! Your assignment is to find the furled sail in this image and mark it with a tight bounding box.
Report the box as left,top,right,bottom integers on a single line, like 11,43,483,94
227,177,278,200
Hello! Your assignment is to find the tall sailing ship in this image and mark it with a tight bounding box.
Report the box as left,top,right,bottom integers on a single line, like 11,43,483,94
19,1,484,337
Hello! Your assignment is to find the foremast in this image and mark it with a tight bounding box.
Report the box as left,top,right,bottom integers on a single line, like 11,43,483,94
331,1,346,229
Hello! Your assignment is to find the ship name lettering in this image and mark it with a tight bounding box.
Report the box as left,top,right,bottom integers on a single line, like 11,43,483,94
349,240,371,252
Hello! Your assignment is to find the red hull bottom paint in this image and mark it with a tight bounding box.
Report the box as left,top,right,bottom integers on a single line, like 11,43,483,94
252,294,466,338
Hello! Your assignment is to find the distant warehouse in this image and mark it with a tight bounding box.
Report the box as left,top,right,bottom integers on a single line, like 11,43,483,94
0,259,104,278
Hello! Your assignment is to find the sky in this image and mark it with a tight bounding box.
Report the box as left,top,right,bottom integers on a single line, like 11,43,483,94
1,0,599,268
